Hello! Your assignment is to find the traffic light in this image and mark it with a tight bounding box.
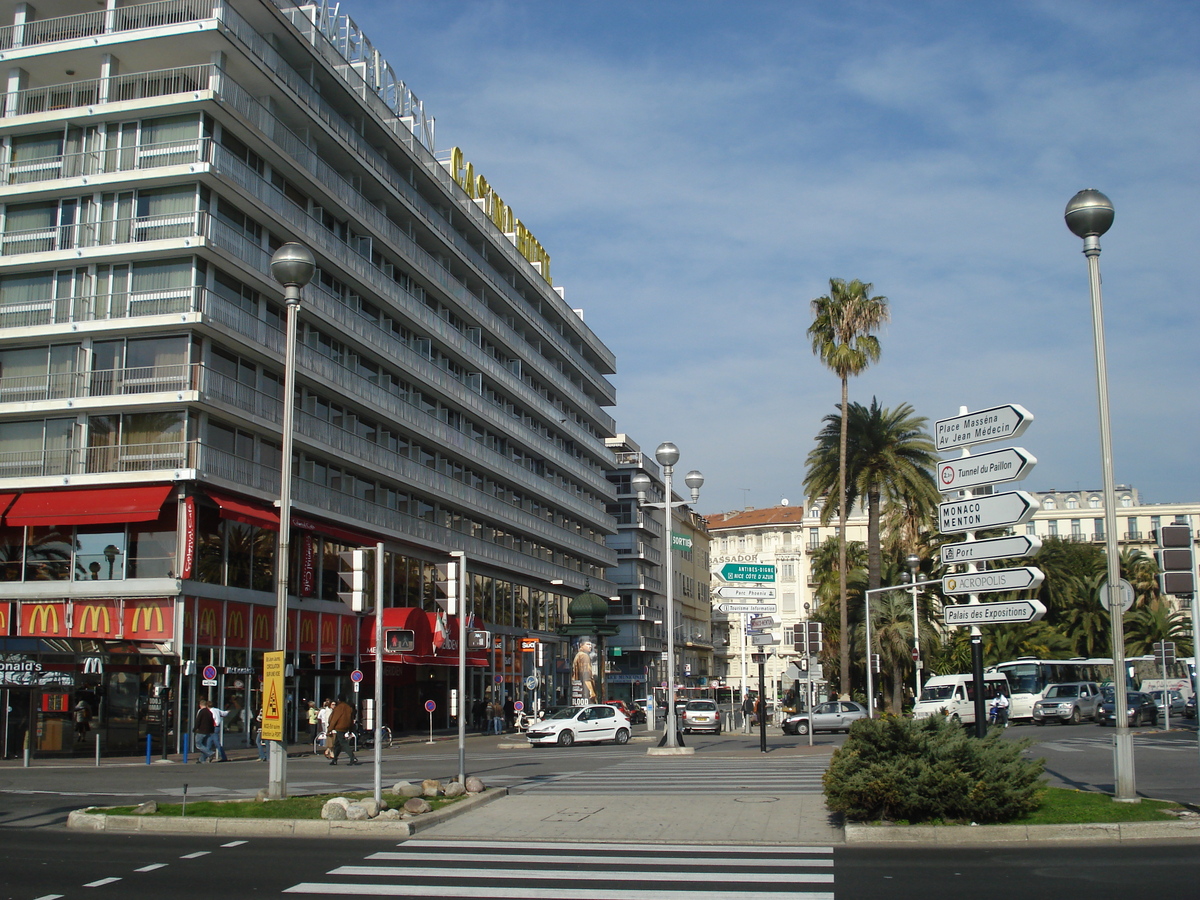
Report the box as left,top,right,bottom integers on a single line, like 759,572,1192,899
434,560,459,613
1156,524,1195,595
799,657,809,673
871,653,881,674
337,549,369,611
805,621,823,656
384,629,415,652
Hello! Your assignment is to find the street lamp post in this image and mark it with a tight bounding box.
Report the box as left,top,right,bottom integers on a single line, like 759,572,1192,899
631,443,703,753
865,580,940,718
268,242,315,800
1064,189,1135,801
908,554,922,699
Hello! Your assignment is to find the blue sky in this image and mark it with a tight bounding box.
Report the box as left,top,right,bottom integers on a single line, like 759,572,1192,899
346,0,1199,515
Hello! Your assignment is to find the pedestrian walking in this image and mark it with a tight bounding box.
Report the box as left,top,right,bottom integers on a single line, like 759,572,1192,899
472,698,487,733
208,701,229,761
741,693,755,733
326,696,359,765
73,700,91,742
255,709,269,761
306,701,319,743
193,698,215,763
490,698,505,735
317,698,332,748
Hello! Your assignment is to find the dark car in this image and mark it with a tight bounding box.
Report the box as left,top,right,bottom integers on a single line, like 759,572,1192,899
604,700,645,725
1186,694,1196,720
1096,691,1158,727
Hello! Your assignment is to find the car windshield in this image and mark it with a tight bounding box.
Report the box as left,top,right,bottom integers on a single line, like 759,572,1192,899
920,685,955,701
546,707,583,720
687,701,717,711
1046,685,1079,698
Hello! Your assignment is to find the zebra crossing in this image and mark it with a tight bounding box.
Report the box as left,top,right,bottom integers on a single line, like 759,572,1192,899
283,838,835,899
508,754,830,795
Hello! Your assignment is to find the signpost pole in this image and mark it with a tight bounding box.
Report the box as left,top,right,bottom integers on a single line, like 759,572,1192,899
373,541,384,805
452,551,467,785
758,657,767,753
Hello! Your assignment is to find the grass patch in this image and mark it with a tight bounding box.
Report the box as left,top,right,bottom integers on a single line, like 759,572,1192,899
1013,787,1184,825
88,790,466,819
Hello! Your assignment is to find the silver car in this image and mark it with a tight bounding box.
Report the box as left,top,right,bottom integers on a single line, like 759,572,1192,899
1032,682,1102,725
781,701,868,735
681,699,722,734
1147,690,1186,718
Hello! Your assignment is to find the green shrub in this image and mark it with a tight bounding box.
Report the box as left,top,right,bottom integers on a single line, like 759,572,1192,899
822,716,1044,824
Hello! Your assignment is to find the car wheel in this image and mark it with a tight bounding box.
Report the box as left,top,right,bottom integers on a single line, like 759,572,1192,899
715,726,721,735
614,728,630,745
950,714,961,724
797,721,810,736
1069,708,1081,725
558,730,575,747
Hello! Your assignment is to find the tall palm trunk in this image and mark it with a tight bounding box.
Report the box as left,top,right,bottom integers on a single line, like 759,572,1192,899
838,376,850,698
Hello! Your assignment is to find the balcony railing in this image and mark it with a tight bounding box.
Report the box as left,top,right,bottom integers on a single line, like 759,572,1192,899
0,0,214,51
0,440,196,480
1123,531,1143,541
0,363,198,404
0,208,206,257
2,138,210,186
4,64,212,117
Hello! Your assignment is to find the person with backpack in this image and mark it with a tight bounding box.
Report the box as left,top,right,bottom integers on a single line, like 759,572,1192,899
326,696,359,766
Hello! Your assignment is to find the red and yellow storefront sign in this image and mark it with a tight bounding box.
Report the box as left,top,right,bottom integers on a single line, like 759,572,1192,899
14,598,174,640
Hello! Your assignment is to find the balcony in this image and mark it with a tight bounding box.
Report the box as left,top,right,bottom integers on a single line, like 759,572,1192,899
3,64,212,118
0,1,214,52
1,137,210,187
0,439,197,481
1122,531,1144,542
0,363,198,405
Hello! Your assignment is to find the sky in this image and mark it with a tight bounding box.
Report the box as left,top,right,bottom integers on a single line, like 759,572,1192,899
342,0,1199,516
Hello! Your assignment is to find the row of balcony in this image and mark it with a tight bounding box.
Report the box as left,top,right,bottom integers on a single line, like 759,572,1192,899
0,0,212,51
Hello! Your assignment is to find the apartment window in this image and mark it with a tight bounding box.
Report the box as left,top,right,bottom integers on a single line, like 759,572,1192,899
1088,496,1101,509
1048,521,1058,536
1071,519,1082,538
1094,518,1103,538
1043,497,1056,510
1066,496,1078,509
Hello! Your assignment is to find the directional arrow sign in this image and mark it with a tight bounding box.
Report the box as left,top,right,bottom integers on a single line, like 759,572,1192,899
720,563,776,582
716,602,778,615
944,599,1047,626
939,491,1039,534
935,404,1033,452
750,632,780,645
713,586,777,600
941,534,1043,566
942,566,1045,595
937,447,1036,493
749,615,776,629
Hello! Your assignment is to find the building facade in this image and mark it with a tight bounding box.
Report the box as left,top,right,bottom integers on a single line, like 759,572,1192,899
707,501,868,704
0,0,618,757
604,435,712,703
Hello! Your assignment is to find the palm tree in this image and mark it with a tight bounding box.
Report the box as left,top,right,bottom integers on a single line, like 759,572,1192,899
810,536,867,697
807,279,889,698
1125,599,1193,656
805,398,939,595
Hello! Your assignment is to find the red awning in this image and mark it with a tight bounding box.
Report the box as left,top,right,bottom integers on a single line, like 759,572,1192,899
292,516,375,547
0,492,18,522
5,485,173,527
206,490,279,530
362,607,488,668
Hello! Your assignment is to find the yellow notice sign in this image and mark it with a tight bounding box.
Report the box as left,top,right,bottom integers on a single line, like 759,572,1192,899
261,650,284,742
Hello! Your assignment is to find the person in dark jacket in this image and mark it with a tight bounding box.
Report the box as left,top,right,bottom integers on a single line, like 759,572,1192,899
193,698,215,763
326,696,359,766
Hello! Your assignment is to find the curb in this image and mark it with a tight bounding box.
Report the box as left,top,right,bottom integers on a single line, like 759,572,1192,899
66,787,509,839
845,818,1200,845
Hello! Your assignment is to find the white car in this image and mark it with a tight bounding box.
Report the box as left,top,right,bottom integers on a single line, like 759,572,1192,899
525,704,631,747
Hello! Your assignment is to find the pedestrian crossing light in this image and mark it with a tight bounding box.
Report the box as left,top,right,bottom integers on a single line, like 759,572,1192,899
337,549,369,611
466,629,490,650
1156,524,1195,596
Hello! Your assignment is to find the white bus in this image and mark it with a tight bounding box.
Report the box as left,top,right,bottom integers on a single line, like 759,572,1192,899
990,656,1196,721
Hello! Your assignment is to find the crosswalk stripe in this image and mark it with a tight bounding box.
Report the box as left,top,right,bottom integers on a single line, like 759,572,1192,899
365,852,833,868
332,865,833,884
286,884,833,899
399,839,835,853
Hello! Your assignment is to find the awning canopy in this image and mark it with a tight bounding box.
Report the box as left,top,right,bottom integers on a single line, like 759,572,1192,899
362,607,488,668
206,490,279,530
5,485,173,527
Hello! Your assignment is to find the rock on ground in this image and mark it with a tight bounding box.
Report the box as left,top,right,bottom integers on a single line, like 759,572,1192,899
133,801,157,815
421,779,443,798
464,776,485,793
403,797,432,815
444,782,466,798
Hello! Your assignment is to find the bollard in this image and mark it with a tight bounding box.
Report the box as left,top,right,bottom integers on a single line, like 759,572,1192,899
94,731,101,767
183,732,190,763
145,732,152,765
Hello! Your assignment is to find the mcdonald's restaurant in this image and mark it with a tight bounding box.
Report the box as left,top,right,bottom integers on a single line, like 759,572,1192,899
0,485,578,759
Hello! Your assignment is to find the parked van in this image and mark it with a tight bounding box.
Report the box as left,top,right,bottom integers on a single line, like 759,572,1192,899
912,673,1011,725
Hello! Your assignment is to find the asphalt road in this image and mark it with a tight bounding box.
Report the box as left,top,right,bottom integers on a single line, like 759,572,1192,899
2,827,1198,899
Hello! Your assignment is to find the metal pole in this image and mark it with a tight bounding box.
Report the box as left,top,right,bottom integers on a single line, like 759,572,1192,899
758,659,767,753
373,541,384,805
865,592,874,718
664,461,677,749
453,550,467,784
1084,234,1135,800
268,286,299,800
910,560,921,699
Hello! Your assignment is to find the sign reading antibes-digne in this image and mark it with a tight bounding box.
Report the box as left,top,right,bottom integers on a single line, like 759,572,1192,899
444,148,552,285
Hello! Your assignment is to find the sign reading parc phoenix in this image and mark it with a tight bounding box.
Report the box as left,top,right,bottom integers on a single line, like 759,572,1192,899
935,404,1033,452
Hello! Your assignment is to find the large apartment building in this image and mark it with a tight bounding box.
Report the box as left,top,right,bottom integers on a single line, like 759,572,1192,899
0,0,618,756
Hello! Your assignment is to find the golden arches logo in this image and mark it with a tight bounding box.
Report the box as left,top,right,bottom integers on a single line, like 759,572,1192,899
198,607,218,637
27,604,60,633
0,605,8,631
340,621,353,649
300,618,316,642
321,620,335,645
130,603,165,635
227,609,245,639
76,604,112,635
253,611,270,641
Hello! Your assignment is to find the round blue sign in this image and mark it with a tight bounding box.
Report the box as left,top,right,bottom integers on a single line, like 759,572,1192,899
202,665,217,680
424,700,436,712
350,669,363,683
513,700,524,712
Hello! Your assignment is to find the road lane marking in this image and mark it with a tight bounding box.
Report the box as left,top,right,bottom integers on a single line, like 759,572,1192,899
83,878,122,887
134,864,167,872
180,851,211,859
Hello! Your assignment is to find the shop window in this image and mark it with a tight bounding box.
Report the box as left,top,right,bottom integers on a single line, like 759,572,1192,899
75,529,126,581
